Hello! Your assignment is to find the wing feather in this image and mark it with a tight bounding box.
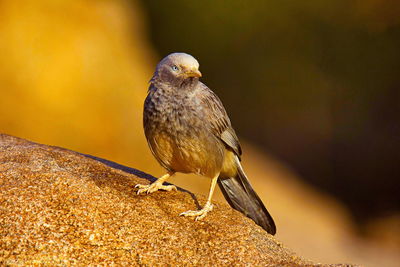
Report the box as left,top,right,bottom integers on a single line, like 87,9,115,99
199,84,242,158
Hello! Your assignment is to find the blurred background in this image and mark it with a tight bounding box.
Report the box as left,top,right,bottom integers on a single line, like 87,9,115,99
0,0,399,266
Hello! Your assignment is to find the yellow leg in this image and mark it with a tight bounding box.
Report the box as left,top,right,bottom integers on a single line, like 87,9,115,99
135,172,177,194
180,173,219,221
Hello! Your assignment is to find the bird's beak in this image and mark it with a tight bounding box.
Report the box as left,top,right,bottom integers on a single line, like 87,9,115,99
185,69,202,78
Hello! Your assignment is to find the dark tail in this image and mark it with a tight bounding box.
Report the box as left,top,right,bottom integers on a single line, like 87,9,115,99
217,161,276,235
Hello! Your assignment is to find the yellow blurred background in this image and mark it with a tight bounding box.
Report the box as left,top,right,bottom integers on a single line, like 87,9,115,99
0,1,399,266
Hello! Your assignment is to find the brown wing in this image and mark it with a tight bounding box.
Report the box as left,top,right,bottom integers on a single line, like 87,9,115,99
199,84,242,158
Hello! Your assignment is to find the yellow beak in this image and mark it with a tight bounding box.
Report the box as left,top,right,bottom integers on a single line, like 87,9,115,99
185,69,202,78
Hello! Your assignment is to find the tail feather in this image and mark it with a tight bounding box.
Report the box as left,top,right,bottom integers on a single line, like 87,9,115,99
217,161,276,235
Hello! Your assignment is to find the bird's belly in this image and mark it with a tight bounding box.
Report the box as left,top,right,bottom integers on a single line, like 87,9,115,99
149,129,224,178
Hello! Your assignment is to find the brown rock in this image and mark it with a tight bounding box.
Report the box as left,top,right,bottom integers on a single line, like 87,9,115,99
0,134,357,266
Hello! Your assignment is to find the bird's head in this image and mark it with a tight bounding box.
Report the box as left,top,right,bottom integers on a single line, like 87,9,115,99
151,52,202,86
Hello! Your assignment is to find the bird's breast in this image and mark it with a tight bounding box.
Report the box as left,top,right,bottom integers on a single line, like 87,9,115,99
144,90,205,136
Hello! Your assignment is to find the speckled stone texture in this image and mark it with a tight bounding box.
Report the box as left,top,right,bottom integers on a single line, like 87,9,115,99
0,134,357,266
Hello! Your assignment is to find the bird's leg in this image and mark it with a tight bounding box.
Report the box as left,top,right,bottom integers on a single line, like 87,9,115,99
180,173,219,221
135,172,177,194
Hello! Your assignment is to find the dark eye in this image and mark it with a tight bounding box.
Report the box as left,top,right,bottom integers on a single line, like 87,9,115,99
171,65,179,71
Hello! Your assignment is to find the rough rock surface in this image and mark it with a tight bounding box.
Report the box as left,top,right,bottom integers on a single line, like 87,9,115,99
0,134,357,266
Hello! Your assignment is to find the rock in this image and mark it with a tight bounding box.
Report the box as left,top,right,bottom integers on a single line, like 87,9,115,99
0,134,357,266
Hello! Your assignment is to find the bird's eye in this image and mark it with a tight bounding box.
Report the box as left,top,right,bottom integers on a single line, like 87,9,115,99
171,65,179,71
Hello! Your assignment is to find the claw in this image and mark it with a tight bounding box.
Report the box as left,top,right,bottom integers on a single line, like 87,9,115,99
180,202,213,221
135,182,177,195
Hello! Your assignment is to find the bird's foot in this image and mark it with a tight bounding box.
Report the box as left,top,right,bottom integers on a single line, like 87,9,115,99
135,181,177,195
180,201,214,221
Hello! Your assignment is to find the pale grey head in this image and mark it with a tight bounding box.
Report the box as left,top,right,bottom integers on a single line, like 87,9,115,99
151,52,202,86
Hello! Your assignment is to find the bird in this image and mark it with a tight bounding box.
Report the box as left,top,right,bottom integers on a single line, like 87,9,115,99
136,52,276,235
